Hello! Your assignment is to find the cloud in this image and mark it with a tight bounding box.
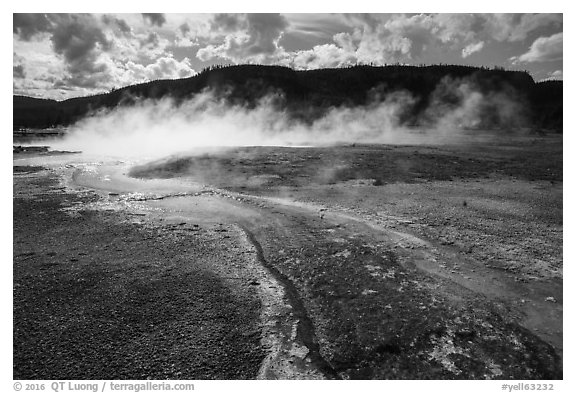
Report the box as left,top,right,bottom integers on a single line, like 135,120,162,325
13,40,70,98
287,15,422,67
13,13,52,40
242,13,289,55
61,66,110,88
549,70,562,79
332,13,562,66
14,14,114,85
179,23,191,35
382,14,478,45
266,14,482,69
210,13,243,33
197,13,289,63
13,14,205,97
13,64,26,79
13,52,26,79
291,44,356,69
339,17,416,62
174,22,200,47
303,14,481,67
101,15,131,35
50,15,111,64
462,41,484,58
13,14,197,96
13,13,564,99
289,26,411,68
511,32,562,63
141,32,160,48
126,56,196,81
48,14,113,88
483,13,562,42
142,13,166,27
343,14,480,54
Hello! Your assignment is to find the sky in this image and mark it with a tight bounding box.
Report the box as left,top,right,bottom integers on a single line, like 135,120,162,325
13,13,563,100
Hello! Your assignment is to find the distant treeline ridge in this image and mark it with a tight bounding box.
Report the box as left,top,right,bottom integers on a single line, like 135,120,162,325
13,64,562,131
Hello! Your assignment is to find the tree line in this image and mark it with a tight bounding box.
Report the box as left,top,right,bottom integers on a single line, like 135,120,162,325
13,64,562,132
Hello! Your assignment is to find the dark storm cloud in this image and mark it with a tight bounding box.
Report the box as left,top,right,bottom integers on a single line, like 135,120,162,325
46,14,113,89
13,14,52,40
50,15,111,64
142,13,166,27
13,64,26,79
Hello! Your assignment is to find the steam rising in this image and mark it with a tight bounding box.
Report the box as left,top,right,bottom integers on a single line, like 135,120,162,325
51,77,526,159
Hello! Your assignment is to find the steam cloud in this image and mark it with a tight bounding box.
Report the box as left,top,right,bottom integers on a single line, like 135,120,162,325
51,77,526,160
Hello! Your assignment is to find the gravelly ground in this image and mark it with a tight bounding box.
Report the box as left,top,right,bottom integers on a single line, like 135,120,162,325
13,133,563,379
13,169,265,380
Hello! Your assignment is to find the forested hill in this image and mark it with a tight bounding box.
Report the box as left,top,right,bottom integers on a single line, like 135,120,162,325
13,64,563,131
